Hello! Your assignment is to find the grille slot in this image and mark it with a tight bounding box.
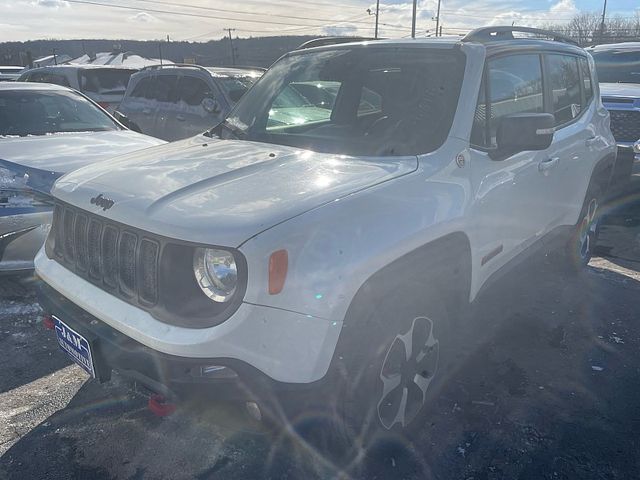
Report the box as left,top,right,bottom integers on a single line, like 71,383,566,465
118,231,137,294
49,203,160,307
102,226,118,288
609,110,640,143
139,239,159,304
74,214,88,272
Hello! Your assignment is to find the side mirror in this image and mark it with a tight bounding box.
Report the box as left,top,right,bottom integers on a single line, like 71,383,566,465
493,113,555,159
202,97,220,114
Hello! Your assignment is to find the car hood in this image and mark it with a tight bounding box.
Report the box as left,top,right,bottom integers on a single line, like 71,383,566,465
54,135,418,246
0,130,165,174
599,82,640,99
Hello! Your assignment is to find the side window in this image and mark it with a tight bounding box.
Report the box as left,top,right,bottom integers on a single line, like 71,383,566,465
547,54,582,126
579,57,594,104
27,72,70,87
472,54,543,148
130,77,155,99
177,76,212,106
154,75,178,103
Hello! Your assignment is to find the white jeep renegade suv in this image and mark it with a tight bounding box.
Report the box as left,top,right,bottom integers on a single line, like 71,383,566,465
36,27,616,447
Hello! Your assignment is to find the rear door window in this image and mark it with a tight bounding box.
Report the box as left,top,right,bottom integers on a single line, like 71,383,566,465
176,76,212,106
80,69,135,95
546,54,582,126
154,75,178,103
130,77,156,99
579,57,594,104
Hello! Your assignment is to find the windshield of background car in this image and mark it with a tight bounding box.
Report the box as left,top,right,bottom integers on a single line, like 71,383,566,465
80,69,136,95
223,46,466,156
591,50,640,83
218,75,259,104
0,89,119,137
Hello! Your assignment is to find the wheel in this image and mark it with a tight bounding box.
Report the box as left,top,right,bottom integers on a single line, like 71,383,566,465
564,185,602,272
328,282,452,461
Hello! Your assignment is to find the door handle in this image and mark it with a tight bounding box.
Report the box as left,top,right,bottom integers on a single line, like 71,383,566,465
538,157,559,174
176,114,185,121
142,108,151,115
585,135,599,147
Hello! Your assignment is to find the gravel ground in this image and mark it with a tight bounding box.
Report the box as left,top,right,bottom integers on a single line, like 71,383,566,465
0,181,639,480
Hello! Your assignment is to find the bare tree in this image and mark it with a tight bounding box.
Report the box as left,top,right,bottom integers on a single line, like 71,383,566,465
540,11,640,46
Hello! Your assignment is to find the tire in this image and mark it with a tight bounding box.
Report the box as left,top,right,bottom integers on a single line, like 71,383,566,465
326,281,453,461
563,184,602,272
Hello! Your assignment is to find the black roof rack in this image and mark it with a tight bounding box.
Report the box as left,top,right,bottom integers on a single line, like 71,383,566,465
462,26,579,47
296,37,379,50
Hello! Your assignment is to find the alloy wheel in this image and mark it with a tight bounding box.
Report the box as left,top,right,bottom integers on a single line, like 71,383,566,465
377,316,439,430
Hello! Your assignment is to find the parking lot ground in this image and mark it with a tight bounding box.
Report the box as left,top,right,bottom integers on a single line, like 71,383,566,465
0,180,639,480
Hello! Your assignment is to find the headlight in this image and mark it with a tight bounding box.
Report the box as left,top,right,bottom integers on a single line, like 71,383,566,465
193,248,238,303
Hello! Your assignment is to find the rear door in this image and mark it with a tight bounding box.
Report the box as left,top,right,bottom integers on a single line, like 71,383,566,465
170,73,223,141
542,53,598,226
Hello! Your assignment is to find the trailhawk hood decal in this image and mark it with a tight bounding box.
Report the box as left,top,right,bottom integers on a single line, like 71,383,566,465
54,136,418,246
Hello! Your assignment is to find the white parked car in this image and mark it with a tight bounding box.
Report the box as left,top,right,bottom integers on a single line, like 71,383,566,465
18,65,138,113
0,82,165,273
36,28,616,453
0,66,24,82
115,65,263,141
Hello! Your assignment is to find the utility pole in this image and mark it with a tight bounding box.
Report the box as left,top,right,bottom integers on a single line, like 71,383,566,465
225,28,236,66
374,0,380,39
411,0,417,38
52,48,58,65
435,0,442,37
598,0,607,44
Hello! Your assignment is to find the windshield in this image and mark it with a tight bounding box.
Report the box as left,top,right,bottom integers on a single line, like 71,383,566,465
220,46,466,157
218,75,259,104
591,50,640,84
80,69,136,95
0,89,119,137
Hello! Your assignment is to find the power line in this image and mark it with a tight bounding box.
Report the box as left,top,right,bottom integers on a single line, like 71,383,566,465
64,0,371,28
129,0,379,27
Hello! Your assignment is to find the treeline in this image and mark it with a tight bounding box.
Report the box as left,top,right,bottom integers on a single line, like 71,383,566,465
0,35,317,68
541,12,640,46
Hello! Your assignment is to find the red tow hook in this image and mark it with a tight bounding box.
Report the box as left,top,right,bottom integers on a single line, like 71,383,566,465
42,315,55,330
148,394,177,417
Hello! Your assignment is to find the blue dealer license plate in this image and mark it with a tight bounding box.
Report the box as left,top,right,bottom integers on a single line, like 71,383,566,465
53,315,95,378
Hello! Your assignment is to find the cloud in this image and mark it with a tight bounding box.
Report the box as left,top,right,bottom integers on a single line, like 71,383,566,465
322,24,359,36
129,12,158,23
35,0,69,7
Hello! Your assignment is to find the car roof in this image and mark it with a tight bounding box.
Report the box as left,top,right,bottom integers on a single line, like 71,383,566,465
586,42,640,52
292,36,586,57
0,81,74,92
26,64,138,72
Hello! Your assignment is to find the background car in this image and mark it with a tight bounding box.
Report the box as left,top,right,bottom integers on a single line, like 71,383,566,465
588,42,640,184
18,65,138,113
0,66,24,82
114,64,263,141
0,82,165,274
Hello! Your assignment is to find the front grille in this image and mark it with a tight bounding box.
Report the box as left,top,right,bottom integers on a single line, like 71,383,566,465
48,203,159,307
609,110,640,143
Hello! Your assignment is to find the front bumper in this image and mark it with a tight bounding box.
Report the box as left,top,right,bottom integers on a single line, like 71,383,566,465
37,280,301,401
0,211,51,274
35,249,342,385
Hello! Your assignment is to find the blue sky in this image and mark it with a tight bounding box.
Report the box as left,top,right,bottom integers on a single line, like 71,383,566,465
0,0,638,42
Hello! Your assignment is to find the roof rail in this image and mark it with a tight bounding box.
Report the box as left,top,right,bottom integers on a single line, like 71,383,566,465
462,26,579,47
296,36,379,50
140,63,211,73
